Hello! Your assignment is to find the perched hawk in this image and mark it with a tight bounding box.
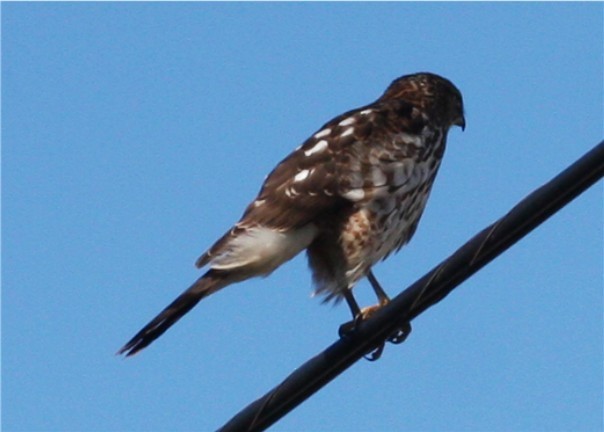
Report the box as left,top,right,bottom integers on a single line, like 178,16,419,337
119,72,465,356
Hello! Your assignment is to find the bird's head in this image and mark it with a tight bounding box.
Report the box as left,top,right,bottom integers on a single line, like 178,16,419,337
381,72,465,131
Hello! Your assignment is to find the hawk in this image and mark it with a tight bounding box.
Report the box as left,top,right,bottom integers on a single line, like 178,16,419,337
119,72,465,356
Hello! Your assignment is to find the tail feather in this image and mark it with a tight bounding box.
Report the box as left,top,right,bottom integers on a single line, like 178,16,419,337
117,270,226,357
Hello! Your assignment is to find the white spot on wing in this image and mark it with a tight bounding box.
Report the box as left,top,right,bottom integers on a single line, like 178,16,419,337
314,128,331,139
294,169,310,182
304,140,328,157
338,117,356,127
360,109,373,115
342,188,365,201
285,187,299,198
340,127,354,137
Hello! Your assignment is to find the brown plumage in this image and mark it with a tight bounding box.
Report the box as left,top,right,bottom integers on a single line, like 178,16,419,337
118,72,465,356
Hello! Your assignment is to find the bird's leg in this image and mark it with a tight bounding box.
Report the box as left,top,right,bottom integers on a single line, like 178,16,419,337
338,289,362,338
354,270,389,319
338,289,385,361
343,288,361,320
367,270,390,306
338,272,412,361
366,270,412,346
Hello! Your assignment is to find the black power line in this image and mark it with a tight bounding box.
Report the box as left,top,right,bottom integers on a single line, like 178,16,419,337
218,141,604,432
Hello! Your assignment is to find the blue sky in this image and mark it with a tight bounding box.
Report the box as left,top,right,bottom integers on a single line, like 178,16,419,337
3,3,602,431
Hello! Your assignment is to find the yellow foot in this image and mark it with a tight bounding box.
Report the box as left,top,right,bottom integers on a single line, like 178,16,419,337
359,303,385,320
338,301,387,338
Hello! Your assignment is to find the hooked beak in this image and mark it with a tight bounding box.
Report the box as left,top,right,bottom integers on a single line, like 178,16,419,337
455,115,466,131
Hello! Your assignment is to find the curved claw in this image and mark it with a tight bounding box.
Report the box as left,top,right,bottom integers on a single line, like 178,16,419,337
339,314,386,361
364,343,385,361
338,312,365,339
387,322,412,344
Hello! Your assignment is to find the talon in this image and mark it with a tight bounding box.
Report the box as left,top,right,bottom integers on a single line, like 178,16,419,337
387,322,412,345
364,343,385,361
338,306,367,337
